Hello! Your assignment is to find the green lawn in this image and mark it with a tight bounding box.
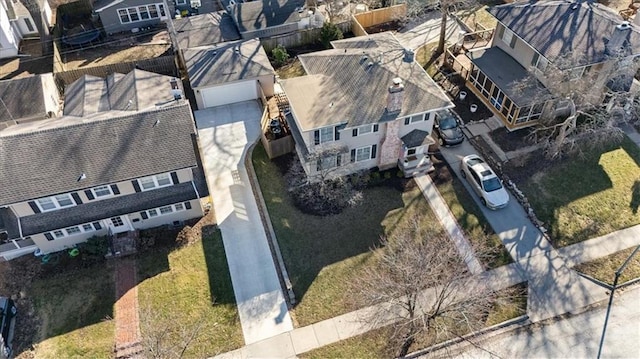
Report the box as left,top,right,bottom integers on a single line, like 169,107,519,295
520,138,640,247
275,58,305,79
252,144,440,326
301,284,527,358
137,228,242,357
574,246,640,285
31,262,115,359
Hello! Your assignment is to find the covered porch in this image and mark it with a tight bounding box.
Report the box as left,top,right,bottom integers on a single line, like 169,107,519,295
466,47,551,131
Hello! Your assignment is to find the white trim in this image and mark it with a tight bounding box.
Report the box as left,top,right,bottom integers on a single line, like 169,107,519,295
354,145,374,162
141,203,186,218
116,3,165,24
36,193,76,212
138,173,173,191
91,185,113,198
45,221,99,240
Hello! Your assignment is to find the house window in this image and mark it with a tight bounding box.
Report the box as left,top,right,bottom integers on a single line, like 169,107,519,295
531,52,548,72
316,154,341,171
24,18,34,32
118,9,129,23
176,0,187,4
138,173,173,191
404,114,425,125
351,145,377,162
501,28,516,48
82,224,94,231
53,230,65,239
138,6,150,19
65,226,81,235
141,203,186,219
110,217,124,227
149,4,158,18
352,124,379,136
92,185,113,198
319,127,333,143
36,194,76,212
407,148,417,156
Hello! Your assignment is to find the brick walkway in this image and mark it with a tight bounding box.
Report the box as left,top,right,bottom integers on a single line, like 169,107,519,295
114,259,142,358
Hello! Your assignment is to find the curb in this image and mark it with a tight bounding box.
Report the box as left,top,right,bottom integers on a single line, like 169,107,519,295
244,140,297,308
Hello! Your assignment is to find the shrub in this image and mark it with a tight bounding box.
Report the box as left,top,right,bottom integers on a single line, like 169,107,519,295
319,22,343,49
272,45,290,66
76,235,110,263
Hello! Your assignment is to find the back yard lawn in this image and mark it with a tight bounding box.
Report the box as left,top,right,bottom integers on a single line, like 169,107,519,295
252,144,511,326
511,137,640,247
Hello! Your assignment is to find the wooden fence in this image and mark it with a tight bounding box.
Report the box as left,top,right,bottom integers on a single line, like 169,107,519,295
351,15,367,37
54,56,177,85
352,3,407,28
260,21,352,53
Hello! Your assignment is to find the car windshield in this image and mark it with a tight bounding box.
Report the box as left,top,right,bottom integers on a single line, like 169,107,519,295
439,116,457,130
483,177,503,192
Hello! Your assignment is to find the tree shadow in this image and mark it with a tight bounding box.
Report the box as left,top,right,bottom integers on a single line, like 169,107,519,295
630,180,640,214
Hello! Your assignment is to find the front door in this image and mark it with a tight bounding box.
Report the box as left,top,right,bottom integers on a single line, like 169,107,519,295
107,216,132,234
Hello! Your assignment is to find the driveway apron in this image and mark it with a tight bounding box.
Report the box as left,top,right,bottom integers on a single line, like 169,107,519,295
195,101,293,344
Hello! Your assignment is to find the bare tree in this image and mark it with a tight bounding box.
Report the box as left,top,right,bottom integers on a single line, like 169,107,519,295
352,216,500,357
515,52,640,159
139,304,209,359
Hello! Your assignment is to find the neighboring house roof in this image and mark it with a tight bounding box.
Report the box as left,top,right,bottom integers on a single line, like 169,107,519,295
93,0,126,12
63,69,181,116
20,182,198,236
281,32,453,131
0,207,19,240
468,47,552,106
174,11,241,49
183,38,275,88
488,0,640,66
0,102,198,205
0,75,48,126
227,0,304,34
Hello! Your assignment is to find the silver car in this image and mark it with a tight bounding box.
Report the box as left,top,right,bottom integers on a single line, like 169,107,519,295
460,154,509,210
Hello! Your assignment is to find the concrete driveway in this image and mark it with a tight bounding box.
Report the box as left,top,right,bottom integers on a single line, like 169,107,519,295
195,101,293,344
439,140,606,322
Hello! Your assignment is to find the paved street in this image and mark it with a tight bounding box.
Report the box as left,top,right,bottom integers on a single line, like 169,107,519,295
442,285,640,358
195,101,293,344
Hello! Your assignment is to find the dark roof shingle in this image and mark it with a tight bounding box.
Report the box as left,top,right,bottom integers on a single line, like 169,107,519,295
0,75,48,124
0,103,198,205
488,0,640,66
228,0,304,33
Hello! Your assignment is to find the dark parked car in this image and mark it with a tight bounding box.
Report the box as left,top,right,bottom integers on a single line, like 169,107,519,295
0,297,16,359
434,110,464,146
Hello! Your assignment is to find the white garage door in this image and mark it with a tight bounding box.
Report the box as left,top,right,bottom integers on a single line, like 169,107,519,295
200,80,258,108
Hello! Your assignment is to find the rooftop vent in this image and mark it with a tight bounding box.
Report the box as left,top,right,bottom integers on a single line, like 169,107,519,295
360,55,368,64
366,61,374,70
618,21,631,30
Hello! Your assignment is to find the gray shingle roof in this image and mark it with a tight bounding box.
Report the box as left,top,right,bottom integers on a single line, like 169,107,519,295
20,182,198,236
468,47,552,106
0,102,198,205
174,11,241,49
184,38,275,88
488,0,640,66
282,32,453,130
0,75,47,124
0,208,20,240
401,130,434,148
228,0,304,33
64,69,181,116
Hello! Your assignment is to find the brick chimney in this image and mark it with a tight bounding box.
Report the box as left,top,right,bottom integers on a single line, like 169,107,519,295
606,21,632,56
386,78,404,113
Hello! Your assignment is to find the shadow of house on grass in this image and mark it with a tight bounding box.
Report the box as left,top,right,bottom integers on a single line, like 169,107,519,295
251,144,409,315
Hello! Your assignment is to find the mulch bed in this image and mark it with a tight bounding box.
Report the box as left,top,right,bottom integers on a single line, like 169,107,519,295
450,85,494,124
489,127,535,152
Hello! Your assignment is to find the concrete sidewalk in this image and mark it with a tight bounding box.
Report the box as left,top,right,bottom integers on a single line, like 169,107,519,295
414,173,483,274
195,101,293,344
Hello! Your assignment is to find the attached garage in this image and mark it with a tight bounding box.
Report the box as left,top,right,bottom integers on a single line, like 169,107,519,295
183,38,276,110
200,80,258,108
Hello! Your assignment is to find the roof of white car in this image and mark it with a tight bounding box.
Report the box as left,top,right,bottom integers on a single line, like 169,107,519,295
465,156,498,179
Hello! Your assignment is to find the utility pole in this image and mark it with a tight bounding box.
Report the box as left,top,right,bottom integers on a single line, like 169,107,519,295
597,245,640,359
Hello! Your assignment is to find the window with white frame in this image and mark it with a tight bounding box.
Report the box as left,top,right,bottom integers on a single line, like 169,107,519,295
46,222,99,240
141,203,187,218
501,28,516,48
36,194,76,212
352,145,377,162
92,185,113,198
404,113,425,125
117,4,165,24
176,0,187,4
319,127,334,143
138,173,173,191
316,154,341,171
352,124,379,137
531,52,548,72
